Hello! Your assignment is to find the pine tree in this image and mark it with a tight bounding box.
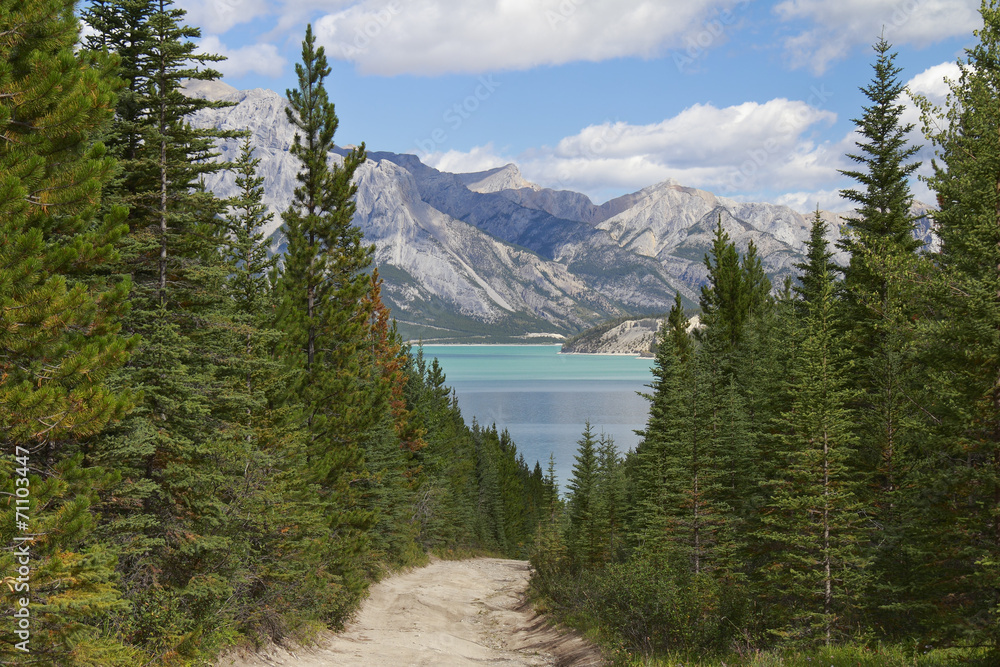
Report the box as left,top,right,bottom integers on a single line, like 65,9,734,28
795,208,839,306
210,135,307,639
0,1,138,661
698,224,765,571
759,248,867,647
700,217,747,358
839,35,922,263
837,37,925,634
357,274,424,566
531,453,566,576
912,0,1000,644
633,294,697,563
405,352,478,550
273,23,374,618
566,423,603,569
82,0,250,655
595,433,626,564
224,136,276,315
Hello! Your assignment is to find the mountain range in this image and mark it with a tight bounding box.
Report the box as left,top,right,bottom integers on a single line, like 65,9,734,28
186,80,934,343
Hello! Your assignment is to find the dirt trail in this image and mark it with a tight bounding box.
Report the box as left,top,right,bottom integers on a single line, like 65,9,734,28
218,558,602,667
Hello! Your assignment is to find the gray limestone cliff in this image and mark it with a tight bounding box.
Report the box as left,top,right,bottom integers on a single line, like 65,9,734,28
185,84,935,342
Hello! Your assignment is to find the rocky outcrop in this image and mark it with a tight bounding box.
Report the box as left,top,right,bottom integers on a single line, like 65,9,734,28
561,317,662,356
186,85,935,342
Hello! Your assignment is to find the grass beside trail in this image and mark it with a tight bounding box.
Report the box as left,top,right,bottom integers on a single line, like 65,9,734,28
604,643,994,667
528,582,994,667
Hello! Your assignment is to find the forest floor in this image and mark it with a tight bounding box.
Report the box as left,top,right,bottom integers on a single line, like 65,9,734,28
217,557,604,667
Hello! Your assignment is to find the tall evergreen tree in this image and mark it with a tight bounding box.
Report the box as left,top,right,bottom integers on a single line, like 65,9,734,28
759,255,867,647
595,434,627,564
795,208,839,306
82,0,249,655
633,294,704,568
273,23,374,619
566,423,603,569
0,1,137,661
211,136,304,639
700,218,746,357
698,224,765,570
913,0,1000,644
839,35,922,263
836,39,925,632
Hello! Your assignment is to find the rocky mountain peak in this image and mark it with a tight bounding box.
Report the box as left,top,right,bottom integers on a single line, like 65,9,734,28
457,163,539,194
187,85,937,342
180,78,239,101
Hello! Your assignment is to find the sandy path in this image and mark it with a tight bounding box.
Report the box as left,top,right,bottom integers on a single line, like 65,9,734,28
218,558,602,667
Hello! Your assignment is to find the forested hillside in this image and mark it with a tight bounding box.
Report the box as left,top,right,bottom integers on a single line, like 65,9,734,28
533,17,1000,665
0,2,548,663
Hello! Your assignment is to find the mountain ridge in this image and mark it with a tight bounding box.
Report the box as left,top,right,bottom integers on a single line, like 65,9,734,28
186,84,934,342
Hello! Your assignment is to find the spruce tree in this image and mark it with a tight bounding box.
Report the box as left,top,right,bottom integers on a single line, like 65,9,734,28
566,422,602,569
913,0,1000,644
837,37,925,633
82,0,250,654
839,35,922,262
699,224,763,571
357,274,424,566
700,218,747,357
531,453,567,578
595,433,626,564
224,136,276,315
794,208,839,306
273,23,374,618
213,136,305,638
759,240,867,647
633,294,699,564
0,1,137,661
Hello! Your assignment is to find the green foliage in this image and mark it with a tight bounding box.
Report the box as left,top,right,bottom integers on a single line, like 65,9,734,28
909,0,1000,645
700,217,772,361
269,23,379,622
14,1,1000,664
0,1,139,662
615,643,996,667
538,16,1000,662
758,274,868,647
566,423,602,568
834,37,927,637
838,35,922,259
530,555,751,658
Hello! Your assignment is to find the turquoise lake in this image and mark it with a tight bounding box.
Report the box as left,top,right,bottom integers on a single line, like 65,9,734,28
422,345,655,490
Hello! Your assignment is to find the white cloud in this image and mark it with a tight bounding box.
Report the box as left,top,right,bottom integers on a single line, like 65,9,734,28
901,61,961,204
312,0,747,75
424,144,509,174
199,36,288,79
772,189,855,213
177,0,272,34
775,0,980,74
422,97,844,205
907,60,961,101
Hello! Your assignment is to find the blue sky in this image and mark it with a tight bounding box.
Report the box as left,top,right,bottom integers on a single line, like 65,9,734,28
178,0,982,210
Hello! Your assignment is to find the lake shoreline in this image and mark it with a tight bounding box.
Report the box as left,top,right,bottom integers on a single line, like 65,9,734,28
422,345,654,492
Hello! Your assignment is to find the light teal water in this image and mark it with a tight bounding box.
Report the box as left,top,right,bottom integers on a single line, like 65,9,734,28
422,345,655,491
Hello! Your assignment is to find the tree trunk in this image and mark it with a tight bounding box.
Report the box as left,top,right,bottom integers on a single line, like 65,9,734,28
823,426,832,647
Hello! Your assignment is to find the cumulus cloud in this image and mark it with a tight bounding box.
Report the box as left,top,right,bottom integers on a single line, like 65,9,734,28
898,61,961,203
199,36,288,79
312,0,747,75
424,97,843,205
424,144,509,174
176,0,272,34
775,0,980,74
907,60,961,101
